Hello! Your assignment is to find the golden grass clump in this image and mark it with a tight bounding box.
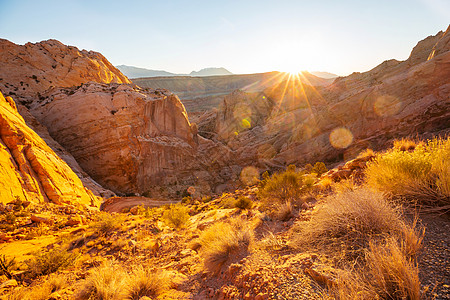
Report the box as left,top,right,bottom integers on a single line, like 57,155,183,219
126,266,170,299
161,204,190,229
90,212,125,236
366,137,450,211
199,218,253,274
26,249,78,278
292,188,407,260
258,168,305,204
77,261,127,300
365,238,421,300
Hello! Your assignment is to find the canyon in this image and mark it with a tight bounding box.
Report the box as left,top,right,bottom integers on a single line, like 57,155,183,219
0,26,449,200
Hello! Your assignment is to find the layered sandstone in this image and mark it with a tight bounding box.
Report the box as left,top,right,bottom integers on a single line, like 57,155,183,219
0,39,130,102
197,26,450,170
28,83,234,195
0,91,100,206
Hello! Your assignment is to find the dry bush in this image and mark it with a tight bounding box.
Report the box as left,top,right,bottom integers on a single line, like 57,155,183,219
366,137,450,212
4,274,67,300
234,196,253,210
393,138,420,152
0,255,17,279
292,188,405,261
365,238,421,300
200,218,253,274
90,213,125,236
258,169,305,204
77,261,127,300
26,249,78,278
326,269,376,300
161,204,190,229
126,266,170,299
275,201,294,221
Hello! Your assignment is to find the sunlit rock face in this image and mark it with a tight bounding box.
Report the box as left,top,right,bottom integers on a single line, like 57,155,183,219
197,26,450,168
0,91,100,206
0,38,130,102
29,83,234,195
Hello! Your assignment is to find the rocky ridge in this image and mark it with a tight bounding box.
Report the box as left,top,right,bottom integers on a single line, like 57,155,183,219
0,91,99,206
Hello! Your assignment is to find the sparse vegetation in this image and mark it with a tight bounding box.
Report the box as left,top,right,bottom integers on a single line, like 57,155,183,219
366,137,450,211
199,218,253,274
292,188,409,261
258,168,305,204
161,204,190,229
234,196,253,209
126,266,170,299
90,212,125,235
77,261,127,300
312,162,328,176
0,255,18,279
26,249,78,277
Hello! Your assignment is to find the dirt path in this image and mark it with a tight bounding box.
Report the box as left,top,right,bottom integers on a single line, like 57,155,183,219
100,196,179,213
419,214,450,299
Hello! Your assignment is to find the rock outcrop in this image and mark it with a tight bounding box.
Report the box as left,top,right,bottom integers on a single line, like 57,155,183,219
28,83,234,195
0,91,100,206
0,39,130,103
196,26,450,170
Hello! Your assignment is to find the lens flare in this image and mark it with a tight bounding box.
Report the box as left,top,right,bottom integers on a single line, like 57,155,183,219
329,127,353,149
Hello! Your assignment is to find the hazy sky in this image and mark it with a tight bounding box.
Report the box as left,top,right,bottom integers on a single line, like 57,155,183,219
1,0,448,75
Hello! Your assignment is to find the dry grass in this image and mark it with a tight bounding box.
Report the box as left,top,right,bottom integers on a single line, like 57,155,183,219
258,169,305,204
365,238,421,300
4,274,67,300
90,213,125,236
77,261,127,300
393,138,422,152
275,201,295,221
366,137,450,212
161,204,190,229
126,266,170,299
26,249,78,278
199,218,253,274
292,188,406,261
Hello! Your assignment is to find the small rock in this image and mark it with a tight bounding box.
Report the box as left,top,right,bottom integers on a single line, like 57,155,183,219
30,215,51,224
130,206,139,215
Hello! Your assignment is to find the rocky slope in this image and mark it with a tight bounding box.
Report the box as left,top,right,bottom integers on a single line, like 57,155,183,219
0,91,100,206
196,26,450,170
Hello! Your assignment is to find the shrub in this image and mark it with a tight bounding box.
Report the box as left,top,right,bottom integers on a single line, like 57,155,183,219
258,169,305,204
200,218,253,274
126,266,170,299
234,196,253,210
0,255,17,279
312,162,327,176
90,213,125,236
161,204,190,229
274,201,294,221
292,188,406,261
77,261,126,300
393,138,420,152
26,249,78,277
366,137,450,211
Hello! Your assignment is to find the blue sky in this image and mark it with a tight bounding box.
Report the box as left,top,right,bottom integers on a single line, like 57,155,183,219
0,0,448,75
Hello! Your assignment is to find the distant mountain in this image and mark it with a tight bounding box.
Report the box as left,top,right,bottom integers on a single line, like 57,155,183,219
116,65,176,78
189,67,233,76
310,71,339,79
116,65,233,79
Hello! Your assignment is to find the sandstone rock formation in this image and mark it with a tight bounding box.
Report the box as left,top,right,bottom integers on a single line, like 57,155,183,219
196,26,450,170
0,39,130,103
28,83,235,195
0,91,100,206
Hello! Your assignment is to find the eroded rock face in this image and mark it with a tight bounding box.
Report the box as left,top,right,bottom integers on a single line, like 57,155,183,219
29,83,234,194
197,26,450,169
0,91,100,206
0,39,130,102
